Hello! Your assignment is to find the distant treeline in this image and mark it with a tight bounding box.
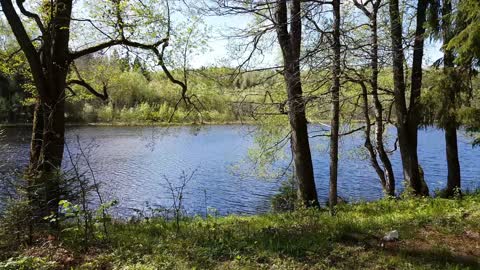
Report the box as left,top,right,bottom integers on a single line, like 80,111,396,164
1,52,479,128
0,51,286,124
0,51,316,125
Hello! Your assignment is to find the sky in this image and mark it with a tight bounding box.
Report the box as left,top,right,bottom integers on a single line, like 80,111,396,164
188,15,270,68
1,1,444,69
189,14,444,69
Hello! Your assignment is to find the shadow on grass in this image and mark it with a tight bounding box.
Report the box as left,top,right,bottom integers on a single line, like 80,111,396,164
388,246,480,269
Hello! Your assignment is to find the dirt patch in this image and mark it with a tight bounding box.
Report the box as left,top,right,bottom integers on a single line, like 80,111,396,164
405,227,480,258
23,240,76,269
380,227,480,268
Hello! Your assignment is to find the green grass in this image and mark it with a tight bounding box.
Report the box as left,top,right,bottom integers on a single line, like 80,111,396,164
3,194,480,269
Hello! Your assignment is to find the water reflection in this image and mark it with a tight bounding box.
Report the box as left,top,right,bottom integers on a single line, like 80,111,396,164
0,125,478,216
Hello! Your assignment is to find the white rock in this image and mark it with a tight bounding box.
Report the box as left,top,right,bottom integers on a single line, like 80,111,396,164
383,230,399,241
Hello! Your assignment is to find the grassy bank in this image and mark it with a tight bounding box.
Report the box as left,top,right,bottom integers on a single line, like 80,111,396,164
2,194,480,269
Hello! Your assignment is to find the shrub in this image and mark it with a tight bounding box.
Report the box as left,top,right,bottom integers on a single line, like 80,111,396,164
97,104,113,122
271,178,297,212
0,198,34,253
156,102,174,122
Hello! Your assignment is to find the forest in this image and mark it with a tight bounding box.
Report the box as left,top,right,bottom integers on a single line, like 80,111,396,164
0,0,479,269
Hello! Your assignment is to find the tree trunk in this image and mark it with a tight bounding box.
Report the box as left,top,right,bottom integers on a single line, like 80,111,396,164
29,100,44,173
37,0,71,218
389,0,429,196
329,0,341,212
275,0,319,207
371,12,395,197
352,0,396,196
39,97,66,219
445,119,461,195
286,71,319,207
29,0,72,218
442,0,461,197
407,0,429,196
360,82,388,191
26,87,66,221
40,84,67,172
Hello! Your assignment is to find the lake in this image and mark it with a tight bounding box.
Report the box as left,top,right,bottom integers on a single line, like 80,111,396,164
0,125,479,216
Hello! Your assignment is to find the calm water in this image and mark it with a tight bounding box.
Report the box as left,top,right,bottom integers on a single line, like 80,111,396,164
0,125,479,216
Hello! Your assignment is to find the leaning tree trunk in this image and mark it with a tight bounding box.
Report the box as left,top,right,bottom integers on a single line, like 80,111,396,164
442,0,461,197
371,11,395,196
360,82,389,191
329,0,341,212
275,0,319,207
353,0,396,196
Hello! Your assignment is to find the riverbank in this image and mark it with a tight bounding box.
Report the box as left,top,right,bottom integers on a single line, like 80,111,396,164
0,119,346,128
2,193,479,269
0,121,258,128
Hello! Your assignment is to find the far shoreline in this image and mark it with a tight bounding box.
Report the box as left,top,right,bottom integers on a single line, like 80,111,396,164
0,121,257,128
0,119,359,128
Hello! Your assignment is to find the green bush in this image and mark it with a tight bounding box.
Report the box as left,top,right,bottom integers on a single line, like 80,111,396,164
97,104,114,122
0,198,35,254
271,178,297,212
156,102,174,122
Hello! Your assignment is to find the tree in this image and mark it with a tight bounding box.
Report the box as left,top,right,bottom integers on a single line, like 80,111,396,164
352,0,396,197
447,0,480,65
448,0,480,148
329,0,341,211
425,0,480,196
388,0,429,196
440,0,461,196
0,0,188,218
209,0,320,207
1,0,76,218
132,56,151,80
275,0,319,207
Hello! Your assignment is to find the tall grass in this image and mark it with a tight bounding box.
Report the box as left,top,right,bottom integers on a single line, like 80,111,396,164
2,193,479,269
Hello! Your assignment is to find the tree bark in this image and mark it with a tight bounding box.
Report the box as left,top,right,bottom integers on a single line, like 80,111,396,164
275,0,319,207
329,0,341,212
